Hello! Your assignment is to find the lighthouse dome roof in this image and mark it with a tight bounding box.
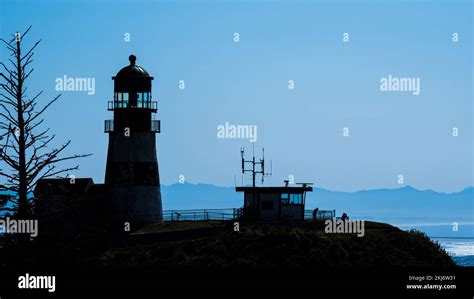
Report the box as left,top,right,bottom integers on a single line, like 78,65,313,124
115,55,151,78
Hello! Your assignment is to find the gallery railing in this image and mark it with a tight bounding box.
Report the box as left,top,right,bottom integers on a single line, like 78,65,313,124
163,208,242,222
304,209,337,220
107,100,157,111
104,120,160,133
162,208,336,222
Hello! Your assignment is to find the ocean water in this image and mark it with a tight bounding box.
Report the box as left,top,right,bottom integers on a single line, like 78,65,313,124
396,223,474,267
432,238,474,266
451,255,474,266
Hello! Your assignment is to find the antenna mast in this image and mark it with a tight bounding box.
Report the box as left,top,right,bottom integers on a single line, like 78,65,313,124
241,147,272,187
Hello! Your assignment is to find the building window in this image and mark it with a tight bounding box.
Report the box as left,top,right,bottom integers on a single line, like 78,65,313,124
289,194,302,205
115,92,151,109
281,193,302,205
115,92,129,108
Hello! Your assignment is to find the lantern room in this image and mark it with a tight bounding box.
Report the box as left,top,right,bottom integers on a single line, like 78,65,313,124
105,55,160,133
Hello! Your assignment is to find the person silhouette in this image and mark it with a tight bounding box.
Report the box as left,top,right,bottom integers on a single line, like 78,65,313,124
341,212,348,221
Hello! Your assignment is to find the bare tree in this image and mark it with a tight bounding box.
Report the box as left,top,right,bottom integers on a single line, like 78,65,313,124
0,26,90,219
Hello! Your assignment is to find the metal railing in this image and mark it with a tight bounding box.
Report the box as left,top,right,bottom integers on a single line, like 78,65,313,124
163,208,242,222
151,120,160,133
162,208,336,222
108,100,157,111
104,119,114,132
104,120,160,133
304,209,336,220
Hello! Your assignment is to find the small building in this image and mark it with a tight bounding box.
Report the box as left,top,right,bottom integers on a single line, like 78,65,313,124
236,185,312,221
34,178,96,238
34,178,112,239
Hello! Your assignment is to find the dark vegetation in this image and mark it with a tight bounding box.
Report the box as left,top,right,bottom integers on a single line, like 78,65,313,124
1,220,454,273
95,221,455,269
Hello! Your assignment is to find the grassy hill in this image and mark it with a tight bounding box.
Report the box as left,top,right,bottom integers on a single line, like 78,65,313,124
1,220,455,273
91,220,455,269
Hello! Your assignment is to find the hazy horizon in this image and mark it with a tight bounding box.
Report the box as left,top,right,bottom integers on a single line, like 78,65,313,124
161,181,473,194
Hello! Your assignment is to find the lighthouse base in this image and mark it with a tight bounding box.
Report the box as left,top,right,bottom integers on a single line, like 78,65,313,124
107,185,163,230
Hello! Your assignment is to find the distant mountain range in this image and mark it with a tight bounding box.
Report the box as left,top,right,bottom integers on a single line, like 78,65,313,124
161,183,473,223
1,183,471,224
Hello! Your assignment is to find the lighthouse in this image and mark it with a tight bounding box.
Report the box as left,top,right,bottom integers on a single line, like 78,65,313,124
104,55,163,229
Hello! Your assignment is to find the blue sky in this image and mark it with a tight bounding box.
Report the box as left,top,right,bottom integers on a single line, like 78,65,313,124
0,0,472,192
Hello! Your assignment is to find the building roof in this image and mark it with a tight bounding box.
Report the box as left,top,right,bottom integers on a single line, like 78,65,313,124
114,55,151,78
34,178,94,195
236,186,313,193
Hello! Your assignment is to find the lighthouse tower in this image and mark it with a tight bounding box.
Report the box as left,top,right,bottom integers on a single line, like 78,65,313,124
104,55,163,228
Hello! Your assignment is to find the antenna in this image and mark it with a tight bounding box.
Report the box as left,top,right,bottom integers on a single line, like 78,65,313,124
240,147,244,174
262,148,265,173
240,146,272,187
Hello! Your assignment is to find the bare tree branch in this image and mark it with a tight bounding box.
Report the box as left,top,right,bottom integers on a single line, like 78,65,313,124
0,26,91,220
